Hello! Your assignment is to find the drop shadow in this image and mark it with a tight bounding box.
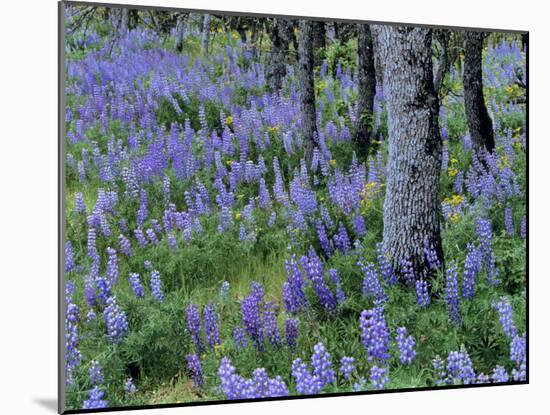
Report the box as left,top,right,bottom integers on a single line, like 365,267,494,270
34,398,58,413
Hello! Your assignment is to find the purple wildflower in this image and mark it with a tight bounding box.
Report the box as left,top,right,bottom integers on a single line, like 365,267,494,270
396,327,416,365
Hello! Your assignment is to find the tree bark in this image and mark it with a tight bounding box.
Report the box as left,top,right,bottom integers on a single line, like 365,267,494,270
375,26,443,282
433,30,450,99
463,31,495,153
201,14,211,54
267,18,292,92
174,14,186,52
120,8,129,34
297,20,318,166
353,24,376,158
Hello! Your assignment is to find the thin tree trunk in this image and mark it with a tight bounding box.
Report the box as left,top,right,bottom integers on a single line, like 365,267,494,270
353,24,376,158
297,20,318,166
463,31,495,153
201,14,211,54
375,25,443,282
312,21,326,66
174,14,186,52
267,18,292,92
120,8,129,34
433,30,450,99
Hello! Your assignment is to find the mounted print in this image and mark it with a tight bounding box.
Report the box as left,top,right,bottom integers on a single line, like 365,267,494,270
59,1,528,412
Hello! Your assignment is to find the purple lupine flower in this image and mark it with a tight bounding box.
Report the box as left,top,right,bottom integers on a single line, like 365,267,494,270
396,327,416,365
150,270,164,302
65,241,75,273
285,318,299,350
219,281,230,299
218,357,289,399
282,255,308,314
88,360,104,385
510,333,526,380
477,216,499,286
462,243,481,300
415,279,430,308
353,214,367,238
118,234,132,257
504,205,514,236
204,303,221,348
167,233,177,253
186,354,204,389
432,355,447,385
263,301,281,347
82,386,107,409
340,356,355,380
301,249,337,313
136,189,148,227
424,239,441,270
187,304,203,352
144,260,153,271
370,366,389,389
360,307,390,362
267,211,277,227
258,178,272,209
316,221,333,257
445,263,461,325
311,342,336,387
65,282,81,385
75,192,86,214
376,243,397,286
476,373,490,384
400,258,415,285
241,285,264,349
130,272,145,298
105,247,118,286
328,268,346,304
145,228,159,245
446,348,476,384
333,223,351,255
492,297,517,338
233,326,248,351
359,261,387,305
239,224,247,241
103,296,128,342
291,358,322,395
520,215,526,238
124,378,137,394
134,228,147,247
492,366,509,383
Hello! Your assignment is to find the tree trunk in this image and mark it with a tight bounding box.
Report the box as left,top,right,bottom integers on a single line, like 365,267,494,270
267,18,292,92
297,20,318,166
120,8,129,34
463,31,495,153
353,24,376,158
433,30,450,99
375,26,443,282
312,21,326,66
201,14,211,54
174,14,186,52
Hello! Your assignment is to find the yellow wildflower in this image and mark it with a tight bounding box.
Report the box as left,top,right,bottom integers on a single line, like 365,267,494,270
448,212,461,224
329,159,337,167
447,167,458,178
225,115,233,126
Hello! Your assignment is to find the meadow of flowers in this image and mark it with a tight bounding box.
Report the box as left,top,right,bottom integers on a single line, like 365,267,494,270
63,5,527,411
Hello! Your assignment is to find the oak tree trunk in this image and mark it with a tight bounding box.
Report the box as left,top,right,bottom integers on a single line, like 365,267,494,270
267,18,292,92
297,20,318,166
201,14,211,54
353,24,376,158
463,31,495,153
375,26,444,281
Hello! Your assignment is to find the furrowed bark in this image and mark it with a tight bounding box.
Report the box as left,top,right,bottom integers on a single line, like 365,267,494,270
375,26,444,282
267,18,292,92
297,20,318,166
463,31,495,153
353,24,376,158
